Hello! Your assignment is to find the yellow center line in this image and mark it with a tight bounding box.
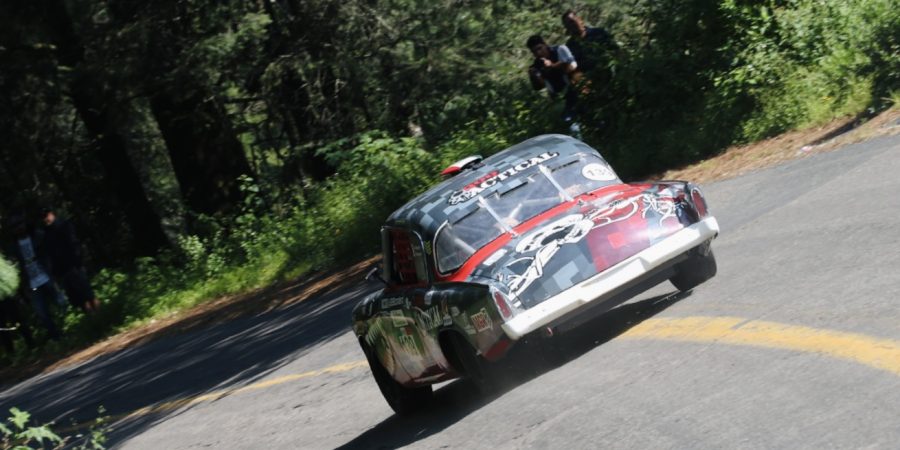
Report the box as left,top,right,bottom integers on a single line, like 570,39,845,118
58,360,369,433
620,316,900,376
61,316,900,432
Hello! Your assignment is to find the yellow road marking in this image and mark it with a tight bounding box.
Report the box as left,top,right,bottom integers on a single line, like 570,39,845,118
120,360,369,419
59,361,369,433
62,316,900,432
620,316,900,376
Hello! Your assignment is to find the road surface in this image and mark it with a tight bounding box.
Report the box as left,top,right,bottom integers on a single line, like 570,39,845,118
2,134,899,449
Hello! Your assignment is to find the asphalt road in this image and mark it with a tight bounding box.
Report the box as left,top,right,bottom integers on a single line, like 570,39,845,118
2,134,899,449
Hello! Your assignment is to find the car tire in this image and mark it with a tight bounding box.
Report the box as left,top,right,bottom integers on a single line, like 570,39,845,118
670,241,717,292
360,341,432,415
447,332,498,393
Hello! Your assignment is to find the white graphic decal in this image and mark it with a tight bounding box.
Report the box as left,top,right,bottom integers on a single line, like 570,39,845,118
641,194,678,226
582,163,617,181
483,249,508,266
470,308,493,333
499,196,642,298
448,152,560,205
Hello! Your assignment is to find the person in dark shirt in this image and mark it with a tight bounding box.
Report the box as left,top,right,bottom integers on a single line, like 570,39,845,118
562,10,616,74
5,213,62,340
41,207,100,313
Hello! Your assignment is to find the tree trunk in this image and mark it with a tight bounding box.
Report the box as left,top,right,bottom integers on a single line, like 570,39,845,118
150,88,252,215
43,0,182,253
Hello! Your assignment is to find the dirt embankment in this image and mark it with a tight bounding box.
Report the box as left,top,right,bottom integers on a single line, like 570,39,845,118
4,108,898,384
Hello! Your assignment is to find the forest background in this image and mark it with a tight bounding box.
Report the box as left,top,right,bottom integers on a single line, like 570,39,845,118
0,0,897,365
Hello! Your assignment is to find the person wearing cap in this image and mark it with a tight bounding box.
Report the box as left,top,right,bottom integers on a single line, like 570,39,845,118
41,207,101,313
4,212,62,340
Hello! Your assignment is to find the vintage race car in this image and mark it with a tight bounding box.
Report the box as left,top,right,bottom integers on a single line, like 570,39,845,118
352,134,719,414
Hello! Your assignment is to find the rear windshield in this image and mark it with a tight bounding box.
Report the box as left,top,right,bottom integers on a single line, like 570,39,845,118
435,153,618,274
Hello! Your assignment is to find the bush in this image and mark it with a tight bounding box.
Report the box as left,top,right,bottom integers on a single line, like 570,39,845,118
0,255,18,300
0,407,106,450
578,0,898,178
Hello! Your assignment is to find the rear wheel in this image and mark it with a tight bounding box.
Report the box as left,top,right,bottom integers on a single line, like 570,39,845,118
361,341,432,415
670,241,717,292
446,332,498,393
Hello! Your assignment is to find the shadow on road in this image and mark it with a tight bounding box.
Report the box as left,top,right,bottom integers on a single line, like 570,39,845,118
337,289,691,449
0,275,380,446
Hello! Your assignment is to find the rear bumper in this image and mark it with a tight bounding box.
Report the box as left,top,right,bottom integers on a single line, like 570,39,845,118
500,216,719,340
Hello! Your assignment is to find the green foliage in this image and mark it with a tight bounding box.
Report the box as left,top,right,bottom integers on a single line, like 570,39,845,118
577,0,898,178
714,0,898,141
0,255,18,300
2,0,897,367
2,407,64,449
0,407,107,450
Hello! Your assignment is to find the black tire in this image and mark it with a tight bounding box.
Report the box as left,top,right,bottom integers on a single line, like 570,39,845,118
670,241,717,292
447,332,497,393
361,341,432,415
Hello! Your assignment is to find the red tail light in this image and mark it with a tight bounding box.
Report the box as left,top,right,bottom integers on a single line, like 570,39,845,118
691,188,708,217
493,290,513,319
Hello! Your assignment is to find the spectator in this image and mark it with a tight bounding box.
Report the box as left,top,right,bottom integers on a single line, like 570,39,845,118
41,207,100,313
526,34,579,96
562,10,617,74
525,34,581,136
5,213,61,340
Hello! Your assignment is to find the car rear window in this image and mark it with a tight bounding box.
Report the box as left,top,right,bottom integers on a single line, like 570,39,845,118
435,153,618,274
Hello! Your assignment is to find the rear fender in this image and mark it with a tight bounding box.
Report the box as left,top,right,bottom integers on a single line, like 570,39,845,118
429,282,510,361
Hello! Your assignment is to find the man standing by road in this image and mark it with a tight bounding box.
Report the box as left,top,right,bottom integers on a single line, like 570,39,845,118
562,10,616,75
6,213,62,340
41,207,100,313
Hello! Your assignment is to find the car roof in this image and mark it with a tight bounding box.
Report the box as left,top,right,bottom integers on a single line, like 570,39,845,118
385,134,604,239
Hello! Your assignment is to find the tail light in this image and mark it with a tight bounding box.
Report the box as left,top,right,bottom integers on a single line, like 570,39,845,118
691,187,708,217
492,288,513,319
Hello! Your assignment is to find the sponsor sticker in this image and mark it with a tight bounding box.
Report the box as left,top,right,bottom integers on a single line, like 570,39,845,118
398,332,419,355
381,297,406,309
448,152,560,205
470,308,493,333
390,310,407,327
582,163,617,181
418,307,444,330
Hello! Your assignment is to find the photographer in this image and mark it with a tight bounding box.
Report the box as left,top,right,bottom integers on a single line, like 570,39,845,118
525,35,581,135
526,35,579,95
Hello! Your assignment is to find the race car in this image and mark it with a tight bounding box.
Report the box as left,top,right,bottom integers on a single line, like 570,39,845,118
352,134,719,414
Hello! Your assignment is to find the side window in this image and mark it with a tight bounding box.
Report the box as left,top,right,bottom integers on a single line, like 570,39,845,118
387,229,428,286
